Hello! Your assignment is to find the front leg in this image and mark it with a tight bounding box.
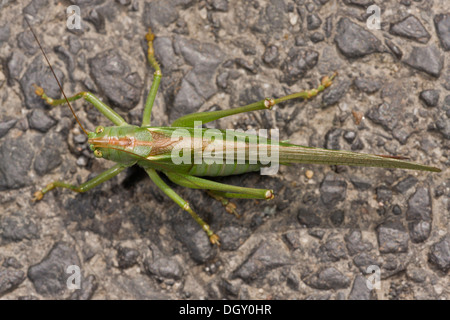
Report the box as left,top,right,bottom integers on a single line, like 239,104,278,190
34,86,128,126
33,164,127,201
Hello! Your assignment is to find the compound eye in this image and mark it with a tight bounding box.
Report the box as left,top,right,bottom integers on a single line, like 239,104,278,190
95,126,104,134
94,149,103,158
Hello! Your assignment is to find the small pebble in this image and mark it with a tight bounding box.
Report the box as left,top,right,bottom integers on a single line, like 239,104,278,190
76,156,88,167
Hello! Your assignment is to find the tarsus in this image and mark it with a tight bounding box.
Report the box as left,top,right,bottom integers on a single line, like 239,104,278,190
25,17,88,136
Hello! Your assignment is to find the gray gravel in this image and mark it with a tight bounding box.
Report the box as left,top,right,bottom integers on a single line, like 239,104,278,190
0,0,449,300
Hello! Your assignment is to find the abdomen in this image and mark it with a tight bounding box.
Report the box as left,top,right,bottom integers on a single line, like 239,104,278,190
188,162,262,176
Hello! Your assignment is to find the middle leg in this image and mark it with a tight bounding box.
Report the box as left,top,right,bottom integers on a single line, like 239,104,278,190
141,28,162,127
146,168,220,245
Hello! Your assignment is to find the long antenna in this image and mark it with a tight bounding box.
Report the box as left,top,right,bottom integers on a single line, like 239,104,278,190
25,17,88,136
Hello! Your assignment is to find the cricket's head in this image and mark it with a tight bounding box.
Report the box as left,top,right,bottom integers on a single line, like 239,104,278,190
88,125,153,164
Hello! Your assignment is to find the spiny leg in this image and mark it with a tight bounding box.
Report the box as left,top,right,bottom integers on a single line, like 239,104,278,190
146,168,220,245
170,73,337,127
141,28,162,127
33,85,128,126
164,171,274,199
207,189,280,214
33,164,127,201
206,190,272,199
164,171,274,218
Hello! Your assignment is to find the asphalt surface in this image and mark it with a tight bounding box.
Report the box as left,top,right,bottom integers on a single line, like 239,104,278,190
0,0,449,299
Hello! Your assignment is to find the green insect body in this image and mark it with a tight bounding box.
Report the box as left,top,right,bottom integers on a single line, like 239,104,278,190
88,125,440,175
29,24,440,245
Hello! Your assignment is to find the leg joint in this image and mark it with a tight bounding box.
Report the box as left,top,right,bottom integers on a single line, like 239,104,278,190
264,98,276,109
183,202,191,212
265,190,274,200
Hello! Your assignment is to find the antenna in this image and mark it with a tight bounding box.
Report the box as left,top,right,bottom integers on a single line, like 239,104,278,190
25,17,88,136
